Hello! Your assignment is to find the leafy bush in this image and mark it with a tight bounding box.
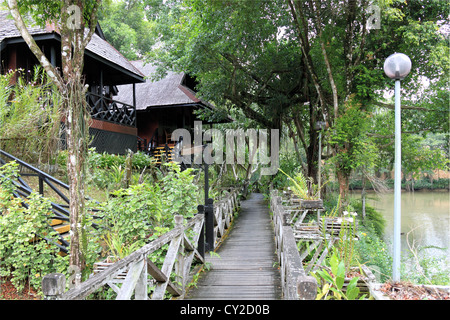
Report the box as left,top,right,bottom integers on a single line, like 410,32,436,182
0,162,68,294
355,223,392,283
130,151,155,170
351,199,386,237
313,248,366,300
95,163,200,254
0,68,62,164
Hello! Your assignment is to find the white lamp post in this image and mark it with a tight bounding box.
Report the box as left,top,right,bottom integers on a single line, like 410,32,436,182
383,53,412,282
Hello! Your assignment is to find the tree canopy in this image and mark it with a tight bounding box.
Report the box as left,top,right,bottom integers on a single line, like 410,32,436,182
138,0,448,200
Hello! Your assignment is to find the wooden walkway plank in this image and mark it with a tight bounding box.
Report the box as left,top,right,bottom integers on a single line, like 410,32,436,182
186,193,282,300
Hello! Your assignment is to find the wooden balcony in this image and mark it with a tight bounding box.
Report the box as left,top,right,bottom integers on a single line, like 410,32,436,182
87,92,136,127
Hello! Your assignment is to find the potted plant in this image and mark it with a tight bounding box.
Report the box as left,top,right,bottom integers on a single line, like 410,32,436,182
93,232,141,278
279,169,323,209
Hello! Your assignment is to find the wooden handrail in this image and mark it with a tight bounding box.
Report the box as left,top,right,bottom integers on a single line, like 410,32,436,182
42,188,242,300
270,190,317,300
87,92,136,127
52,214,204,300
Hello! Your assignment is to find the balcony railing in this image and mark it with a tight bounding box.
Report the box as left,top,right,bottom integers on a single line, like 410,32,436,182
87,93,136,127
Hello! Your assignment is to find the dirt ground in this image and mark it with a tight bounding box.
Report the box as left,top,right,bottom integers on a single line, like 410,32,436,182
0,277,40,300
380,281,450,300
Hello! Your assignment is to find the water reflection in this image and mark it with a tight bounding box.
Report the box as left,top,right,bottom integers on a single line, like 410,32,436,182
352,191,450,259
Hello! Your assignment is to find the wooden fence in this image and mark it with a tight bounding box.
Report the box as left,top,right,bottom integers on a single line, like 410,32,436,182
270,190,317,300
42,189,240,300
211,189,240,248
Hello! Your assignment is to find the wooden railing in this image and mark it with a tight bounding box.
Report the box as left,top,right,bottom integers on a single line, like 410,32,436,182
42,189,241,300
211,189,240,248
0,149,72,253
270,190,317,300
87,93,136,127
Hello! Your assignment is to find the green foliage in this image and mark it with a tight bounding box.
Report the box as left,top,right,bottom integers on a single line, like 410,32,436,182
328,98,378,178
403,250,450,286
11,0,100,30
144,0,449,200
56,149,157,192
0,68,62,163
95,163,200,253
0,162,69,294
351,199,386,237
278,168,320,200
401,134,450,180
102,231,141,262
313,249,366,300
0,161,19,193
147,0,299,127
356,224,392,283
98,0,156,60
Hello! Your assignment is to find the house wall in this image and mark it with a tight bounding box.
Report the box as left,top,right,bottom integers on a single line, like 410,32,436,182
88,119,137,154
136,106,196,148
1,42,139,155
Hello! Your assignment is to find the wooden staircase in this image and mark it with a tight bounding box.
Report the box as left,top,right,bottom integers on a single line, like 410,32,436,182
151,143,175,165
50,218,71,255
0,149,99,256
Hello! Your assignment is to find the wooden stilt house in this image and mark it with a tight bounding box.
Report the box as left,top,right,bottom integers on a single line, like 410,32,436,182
114,60,231,161
0,10,145,155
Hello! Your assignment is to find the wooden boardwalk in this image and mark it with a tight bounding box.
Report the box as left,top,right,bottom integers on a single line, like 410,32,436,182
186,193,282,300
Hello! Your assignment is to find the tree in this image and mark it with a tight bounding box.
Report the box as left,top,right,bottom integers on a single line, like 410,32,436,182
144,0,448,203
147,0,324,179
6,0,101,285
285,0,449,202
98,0,156,60
328,97,378,202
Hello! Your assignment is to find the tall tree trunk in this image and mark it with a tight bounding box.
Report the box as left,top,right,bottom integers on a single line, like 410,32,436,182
8,0,101,285
336,170,350,210
64,81,90,282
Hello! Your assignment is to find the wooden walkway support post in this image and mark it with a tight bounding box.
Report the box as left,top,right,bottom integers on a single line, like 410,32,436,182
196,205,205,259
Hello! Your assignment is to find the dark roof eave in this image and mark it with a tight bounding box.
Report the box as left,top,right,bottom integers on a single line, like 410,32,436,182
1,32,57,51
0,33,144,84
138,102,202,111
83,50,145,84
137,102,233,123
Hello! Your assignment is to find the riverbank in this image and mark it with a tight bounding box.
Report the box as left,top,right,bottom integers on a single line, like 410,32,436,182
346,190,450,286
346,178,450,192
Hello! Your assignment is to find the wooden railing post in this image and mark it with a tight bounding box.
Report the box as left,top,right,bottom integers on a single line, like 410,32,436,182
204,198,214,252
174,215,185,293
42,273,66,300
196,205,205,259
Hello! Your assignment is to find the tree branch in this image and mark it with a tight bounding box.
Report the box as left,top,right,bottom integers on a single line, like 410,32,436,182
287,0,329,124
374,101,436,111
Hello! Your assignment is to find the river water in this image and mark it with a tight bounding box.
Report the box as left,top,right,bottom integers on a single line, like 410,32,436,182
352,191,450,261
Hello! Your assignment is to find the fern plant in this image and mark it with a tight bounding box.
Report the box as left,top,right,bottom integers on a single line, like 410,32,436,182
278,169,321,200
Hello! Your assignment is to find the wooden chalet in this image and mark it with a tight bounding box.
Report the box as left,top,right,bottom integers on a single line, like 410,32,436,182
115,60,231,156
0,10,145,155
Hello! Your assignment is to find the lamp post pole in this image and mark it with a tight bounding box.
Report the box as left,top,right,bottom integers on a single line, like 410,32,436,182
383,52,411,282
393,78,402,281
